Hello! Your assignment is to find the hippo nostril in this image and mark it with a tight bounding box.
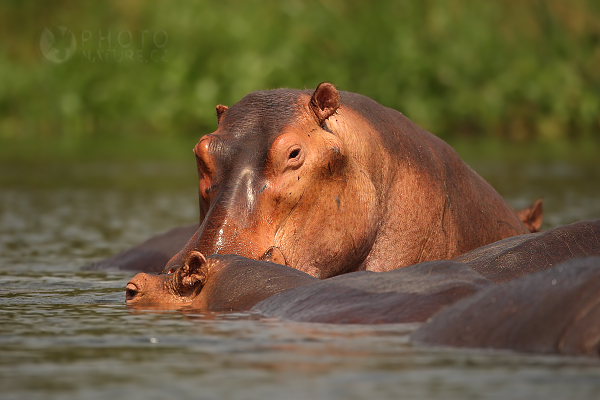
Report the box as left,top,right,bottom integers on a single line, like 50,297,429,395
125,283,139,301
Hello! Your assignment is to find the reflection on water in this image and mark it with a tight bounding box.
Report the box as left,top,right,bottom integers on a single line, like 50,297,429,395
0,161,599,400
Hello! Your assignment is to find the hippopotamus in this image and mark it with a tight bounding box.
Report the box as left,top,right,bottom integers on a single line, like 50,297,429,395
125,252,315,311
412,256,600,357
126,253,493,321
457,219,600,283
126,220,600,325
252,261,493,324
89,83,542,276
159,82,537,279
255,220,600,322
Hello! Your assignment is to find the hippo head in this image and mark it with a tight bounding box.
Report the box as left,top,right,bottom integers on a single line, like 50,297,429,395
126,252,316,310
160,82,532,280
164,83,380,278
126,251,209,309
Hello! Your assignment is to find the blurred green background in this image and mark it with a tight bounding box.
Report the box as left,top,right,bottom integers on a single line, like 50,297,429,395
1,0,599,164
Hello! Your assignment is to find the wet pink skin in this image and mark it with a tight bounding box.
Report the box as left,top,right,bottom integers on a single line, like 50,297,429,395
125,252,316,311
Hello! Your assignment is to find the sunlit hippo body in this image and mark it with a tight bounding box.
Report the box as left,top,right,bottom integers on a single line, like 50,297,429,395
89,83,541,275
162,82,533,279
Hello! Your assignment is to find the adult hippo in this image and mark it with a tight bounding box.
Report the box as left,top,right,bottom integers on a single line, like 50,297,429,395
458,219,600,283
412,256,600,357
160,82,535,278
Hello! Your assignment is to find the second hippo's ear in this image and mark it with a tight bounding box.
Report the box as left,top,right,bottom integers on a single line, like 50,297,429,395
178,251,208,288
310,82,340,124
516,198,544,233
216,104,228,124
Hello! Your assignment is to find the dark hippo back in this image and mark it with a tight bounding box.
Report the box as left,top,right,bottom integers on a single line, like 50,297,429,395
252,260,493,324
454,219,600,283
412,257,600,357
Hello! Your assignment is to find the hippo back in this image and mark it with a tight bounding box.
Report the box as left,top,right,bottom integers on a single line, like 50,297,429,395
253,260,493,324
412,256,600,357
454,219,600,283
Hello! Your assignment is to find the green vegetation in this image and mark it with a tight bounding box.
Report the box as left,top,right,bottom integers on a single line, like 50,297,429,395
1,0,599,162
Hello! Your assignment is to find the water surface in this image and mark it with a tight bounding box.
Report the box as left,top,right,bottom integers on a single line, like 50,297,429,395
1,160,599,400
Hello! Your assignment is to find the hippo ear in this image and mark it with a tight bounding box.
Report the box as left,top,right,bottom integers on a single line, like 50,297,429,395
516,199,543,233
178,251,208,288
216,104,228,124
310,82,340,124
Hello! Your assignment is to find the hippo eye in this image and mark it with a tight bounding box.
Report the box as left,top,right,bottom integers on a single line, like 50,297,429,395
167,267,176,275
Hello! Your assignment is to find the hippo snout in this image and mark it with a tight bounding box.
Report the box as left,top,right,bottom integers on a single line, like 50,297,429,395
125,271,197,309
125,273,154,304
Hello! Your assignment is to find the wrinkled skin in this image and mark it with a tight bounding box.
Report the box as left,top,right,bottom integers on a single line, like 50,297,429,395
125,252,316,311
164,82,533,279
412,256,600,357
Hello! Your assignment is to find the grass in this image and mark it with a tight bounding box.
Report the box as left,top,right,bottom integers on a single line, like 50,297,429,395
1,1,599,165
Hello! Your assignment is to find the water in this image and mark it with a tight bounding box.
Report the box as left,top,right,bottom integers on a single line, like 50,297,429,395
1,160,599,400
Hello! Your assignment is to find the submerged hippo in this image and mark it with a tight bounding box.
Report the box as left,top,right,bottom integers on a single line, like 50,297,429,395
412,256,600,357
126,252,493,320
127,220,600,358
127,221,600,325
125,251,315,311
158,82,537,279
458,219,600,283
